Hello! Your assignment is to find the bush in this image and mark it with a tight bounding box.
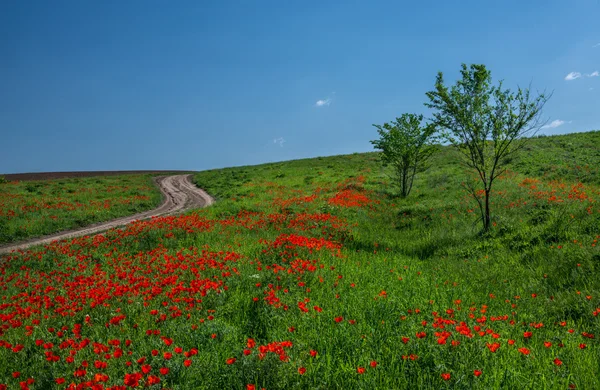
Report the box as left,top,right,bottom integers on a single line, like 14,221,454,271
0,175,7,184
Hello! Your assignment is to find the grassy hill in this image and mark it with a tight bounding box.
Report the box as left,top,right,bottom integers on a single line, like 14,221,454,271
0,131,598,389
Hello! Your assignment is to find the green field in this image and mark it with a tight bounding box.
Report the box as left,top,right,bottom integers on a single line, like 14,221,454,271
0,174,163,244
0,131,598,389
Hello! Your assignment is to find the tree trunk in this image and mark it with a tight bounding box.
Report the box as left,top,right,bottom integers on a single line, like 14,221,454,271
484,189,491,231
401,167,409,197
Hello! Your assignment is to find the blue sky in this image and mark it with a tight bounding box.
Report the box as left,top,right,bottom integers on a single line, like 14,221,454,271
1,0,599,174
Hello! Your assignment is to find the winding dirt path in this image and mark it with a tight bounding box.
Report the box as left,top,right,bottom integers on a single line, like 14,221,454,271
0,174,214,255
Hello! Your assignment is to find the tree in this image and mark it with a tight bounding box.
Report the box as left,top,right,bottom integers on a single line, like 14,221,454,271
425,63,550,232
371,113,437,198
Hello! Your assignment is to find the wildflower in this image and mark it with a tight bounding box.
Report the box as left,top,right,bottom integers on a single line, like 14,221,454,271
226,358,236,365
159,367,169,375
357,367,365,374
309,350,318,357
487,342,501,353
370,361,378,368
553,358,563,366
474,370,482,377
518,347,530,355
441,373,451,381
298,367,306,375
184,359,192,367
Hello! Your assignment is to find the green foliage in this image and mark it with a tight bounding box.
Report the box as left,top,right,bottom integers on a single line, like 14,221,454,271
0,176,7,184
0,174,163,244
371,113,437,197
425,63,550,231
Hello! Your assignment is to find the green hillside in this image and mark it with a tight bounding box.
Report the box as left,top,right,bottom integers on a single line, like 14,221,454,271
0,131,598,389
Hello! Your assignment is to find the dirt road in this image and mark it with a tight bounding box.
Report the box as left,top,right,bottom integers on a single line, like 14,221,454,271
0,174,213,255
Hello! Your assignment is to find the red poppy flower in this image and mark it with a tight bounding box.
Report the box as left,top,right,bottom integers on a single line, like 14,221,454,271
184,359,192,367
441,373,451,381
226,358,236,365
298,367,306,375
309,350,318,357
474,370,482,377
159,367,169,376
553,358,563,366
357,367,365,374
370,361,377,368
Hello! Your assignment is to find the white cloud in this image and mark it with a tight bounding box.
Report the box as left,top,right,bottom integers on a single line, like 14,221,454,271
273,137,286,147
586,71,599,77
315,98,331,107
565,72,582,81
541,119,570,129
593,43,600,48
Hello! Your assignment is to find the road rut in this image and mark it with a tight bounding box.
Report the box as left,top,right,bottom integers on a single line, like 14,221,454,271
0,174,213,255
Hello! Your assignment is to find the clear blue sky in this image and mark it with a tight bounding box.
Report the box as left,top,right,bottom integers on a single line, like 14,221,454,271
1,0,599,174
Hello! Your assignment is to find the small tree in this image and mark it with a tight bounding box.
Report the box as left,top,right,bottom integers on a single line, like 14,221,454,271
371,113,437,198
425,63,550,232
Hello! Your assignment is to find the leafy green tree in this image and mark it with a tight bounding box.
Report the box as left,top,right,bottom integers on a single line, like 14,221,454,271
371,113,437,198
425,63,550,232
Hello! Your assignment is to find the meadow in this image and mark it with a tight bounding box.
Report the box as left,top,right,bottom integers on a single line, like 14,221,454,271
0,131,599,389
0,175,163,244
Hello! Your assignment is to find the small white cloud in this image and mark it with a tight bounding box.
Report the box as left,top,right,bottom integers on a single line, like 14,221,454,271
586,71,599,77
541,119,569,129
593,43,600,48
273,137,286,147
315,98,331,107
565,72,582,81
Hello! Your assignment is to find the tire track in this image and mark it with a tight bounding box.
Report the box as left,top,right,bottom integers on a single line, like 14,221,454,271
0,174,213,255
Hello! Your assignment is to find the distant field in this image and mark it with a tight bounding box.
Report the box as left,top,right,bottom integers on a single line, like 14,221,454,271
0,131,598,389
0,174,167,244
1,170,190,182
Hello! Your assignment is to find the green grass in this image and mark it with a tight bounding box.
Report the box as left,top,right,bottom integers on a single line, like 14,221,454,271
0,131,598,389
0,174,163,244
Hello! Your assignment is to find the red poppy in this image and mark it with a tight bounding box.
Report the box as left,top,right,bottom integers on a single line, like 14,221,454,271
226,358,236,365
184,359,192,367
553,358,563,366
441,373,451,381
357,367,365,374
159,367,169,376
474,370,482,377
298,367,306,375
370,361,377,368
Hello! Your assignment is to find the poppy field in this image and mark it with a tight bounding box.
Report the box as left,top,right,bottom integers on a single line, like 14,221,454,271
0,175,162,244
1,131,599,389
